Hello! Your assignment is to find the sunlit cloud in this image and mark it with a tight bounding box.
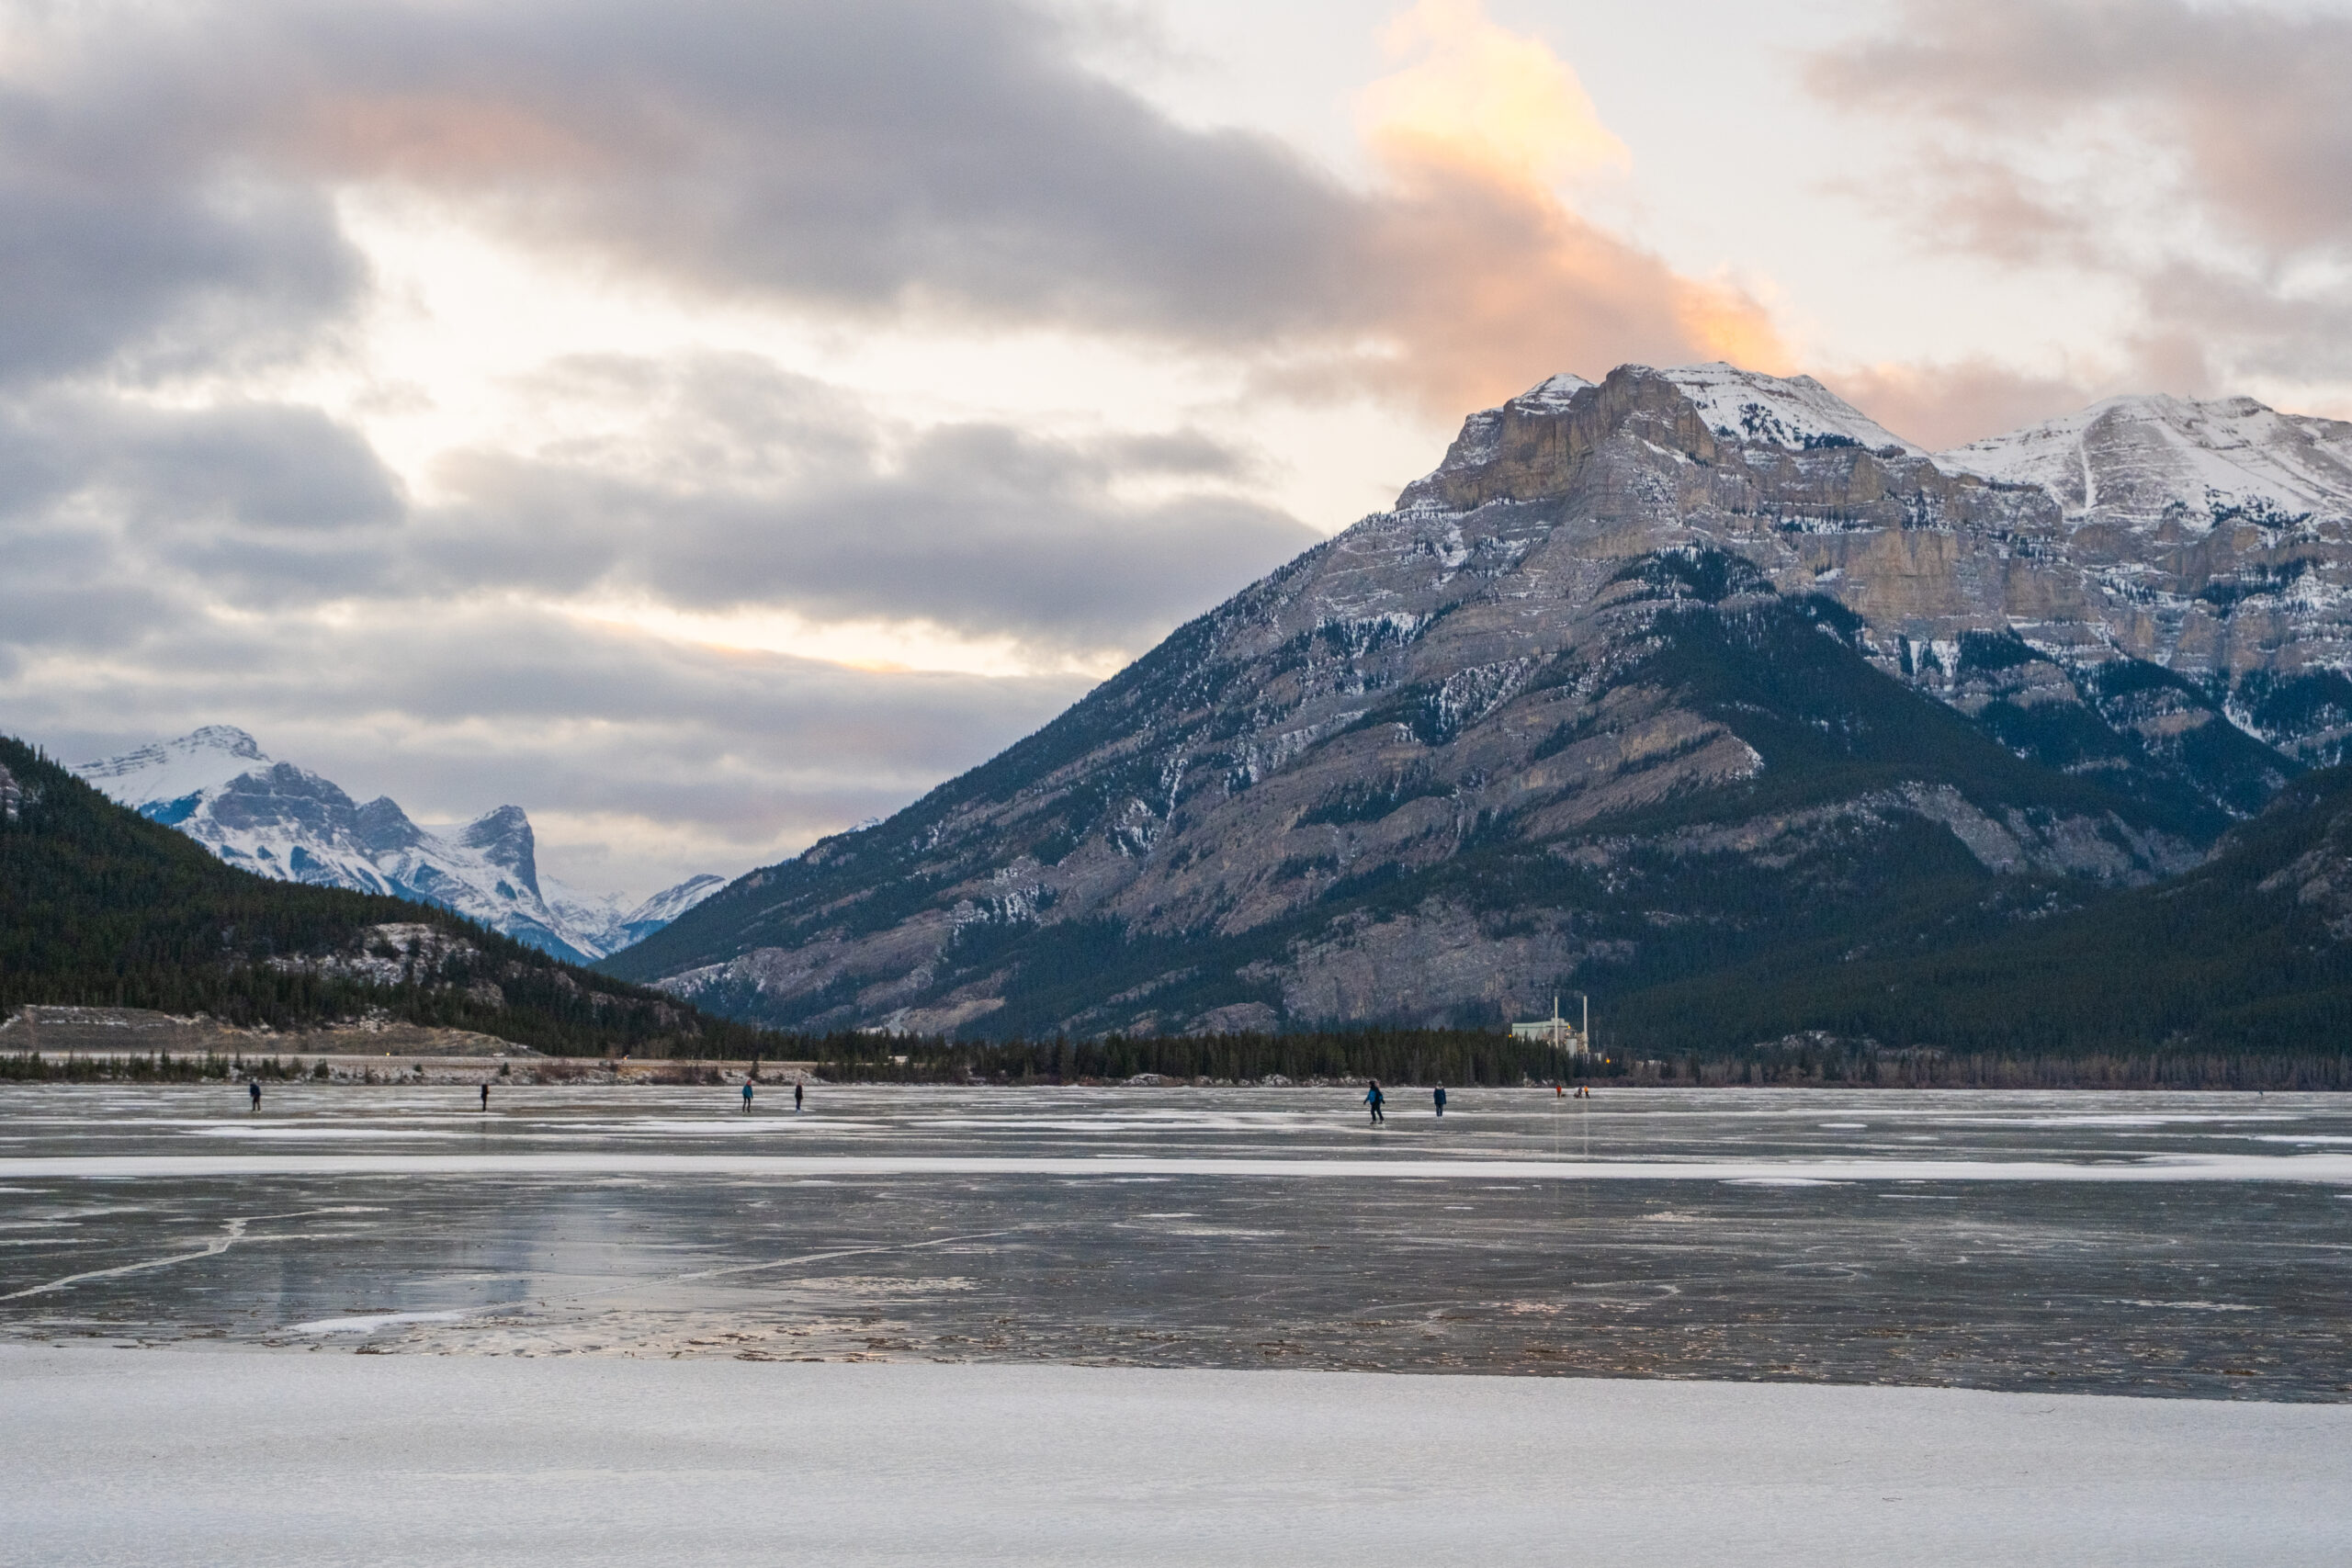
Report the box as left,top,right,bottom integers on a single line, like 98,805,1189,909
1360,0,1629,189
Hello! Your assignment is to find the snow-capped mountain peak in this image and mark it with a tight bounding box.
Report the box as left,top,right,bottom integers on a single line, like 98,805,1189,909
1509,372,1594,411
73,728,719,963
1939,392,2352,532
454,805,541,896
1653,362,1924,456
74,724,276,818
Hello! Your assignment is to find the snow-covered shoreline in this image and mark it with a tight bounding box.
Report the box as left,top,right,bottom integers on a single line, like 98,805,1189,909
5,1347,2346,1566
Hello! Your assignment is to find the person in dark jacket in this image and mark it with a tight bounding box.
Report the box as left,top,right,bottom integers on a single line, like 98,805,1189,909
794,1080,805,1113
1364,1080,1385,1125
248,1079,261,1111
1432,1084,1447,1118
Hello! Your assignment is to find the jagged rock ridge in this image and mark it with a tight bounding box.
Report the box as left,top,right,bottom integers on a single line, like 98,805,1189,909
610,364,2352,1036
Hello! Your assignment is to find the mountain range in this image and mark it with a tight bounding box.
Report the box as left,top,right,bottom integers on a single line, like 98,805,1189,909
1,735,772,1058
74,727,721,965
605,363,2352,1044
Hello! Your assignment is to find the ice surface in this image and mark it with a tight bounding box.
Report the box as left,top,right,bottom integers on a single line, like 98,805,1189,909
6,1150,2350,1181
6,1086,2350,1397
4,1348,2347,1567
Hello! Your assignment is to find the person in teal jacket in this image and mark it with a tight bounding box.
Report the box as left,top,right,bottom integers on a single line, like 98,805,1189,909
1364,1080,1385,1125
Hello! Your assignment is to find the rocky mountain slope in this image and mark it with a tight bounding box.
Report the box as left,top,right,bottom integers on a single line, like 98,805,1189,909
1,735,773,1057
75,728,720,964
610,364,2351,1039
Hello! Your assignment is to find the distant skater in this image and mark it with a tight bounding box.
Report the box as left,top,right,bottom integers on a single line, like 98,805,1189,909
794,1080,804,1113
741,1080,754,1111
480,1082,491,1111
1432,1084,1446,1118
247,1078,261,1111
1364,1080,1385,1125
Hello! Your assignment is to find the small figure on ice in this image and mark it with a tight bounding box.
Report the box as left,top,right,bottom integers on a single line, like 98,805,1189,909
794,1080,804,1113
1364,1080,1385,1125
1432,1084,1446,1118
480,1082,491,1111
741,1079,754,1112
247,1078,261,1111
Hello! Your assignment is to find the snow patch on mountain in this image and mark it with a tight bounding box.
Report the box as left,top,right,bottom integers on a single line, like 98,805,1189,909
1939,394,2352,532
1656,363,1924,456
74,728,720,963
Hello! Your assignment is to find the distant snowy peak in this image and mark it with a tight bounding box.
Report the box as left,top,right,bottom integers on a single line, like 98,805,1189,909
1650,363,1925,456
73,728,718,963
74,724,277,814
1940,394,2352,532
627,874,727,929
454,804,541,896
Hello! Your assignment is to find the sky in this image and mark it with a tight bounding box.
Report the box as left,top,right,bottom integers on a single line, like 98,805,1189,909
4,0,2350,899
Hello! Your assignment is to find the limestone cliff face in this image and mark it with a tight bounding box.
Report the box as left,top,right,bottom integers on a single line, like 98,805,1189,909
612,365,2344,1037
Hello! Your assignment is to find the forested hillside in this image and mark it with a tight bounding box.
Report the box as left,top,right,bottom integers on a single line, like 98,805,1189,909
1605,764,2352,1061
0,737,775,1057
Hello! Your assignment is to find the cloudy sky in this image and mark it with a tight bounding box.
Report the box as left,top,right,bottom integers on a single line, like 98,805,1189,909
5,0,2348,899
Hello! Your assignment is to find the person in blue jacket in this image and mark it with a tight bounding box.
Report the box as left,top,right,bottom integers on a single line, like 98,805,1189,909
1364,1079,1385,1125
741,1079,754,1111
1432,1084,1447,1118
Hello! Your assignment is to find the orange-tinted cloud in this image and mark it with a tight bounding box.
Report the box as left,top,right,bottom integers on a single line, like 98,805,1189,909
1324,0,1787,413
1818,360,2108,453
1359,0,1628,188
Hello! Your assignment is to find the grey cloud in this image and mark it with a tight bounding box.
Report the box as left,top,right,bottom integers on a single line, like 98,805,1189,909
0,355,1302,889
1814,1,2352,252
1811,0,2352,394
103,403,406,531
426,355,1320,648
6,0,1767,414
0,111,362,382
0,350,1308,650
8,0,1352,340
4,603,1090,894
0,392,407,610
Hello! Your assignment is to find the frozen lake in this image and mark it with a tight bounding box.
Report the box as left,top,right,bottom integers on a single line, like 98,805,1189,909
3,1084,2349,1396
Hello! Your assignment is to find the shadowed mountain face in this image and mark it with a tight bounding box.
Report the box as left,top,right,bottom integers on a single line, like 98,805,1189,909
611,365,2350,1039
1602,761,2352,1060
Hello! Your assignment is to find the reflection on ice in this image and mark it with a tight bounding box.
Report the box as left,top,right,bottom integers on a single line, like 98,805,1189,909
292,1309,470,1334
